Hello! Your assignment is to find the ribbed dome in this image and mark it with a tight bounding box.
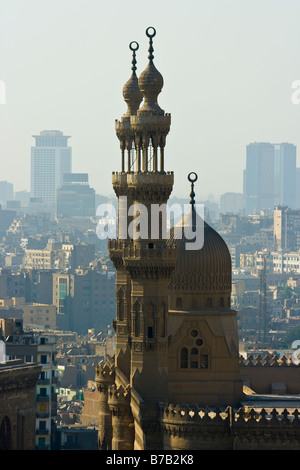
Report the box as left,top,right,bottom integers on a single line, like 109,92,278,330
168,207,232,311
137,27,164,116
137,62,164,115
122,72,143,117
122,42,143,119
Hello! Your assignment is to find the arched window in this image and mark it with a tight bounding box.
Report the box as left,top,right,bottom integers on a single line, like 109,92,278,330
190,347,199,368
117,289,125,321
134,302,140,337
220,297,224,308
118,297,124,321
148,302,156,338
180,348,188,368
179,331,210,370
0,417,11,450
200,351,209,369
176,297,182,309
206,297,212,308
159,303,166,337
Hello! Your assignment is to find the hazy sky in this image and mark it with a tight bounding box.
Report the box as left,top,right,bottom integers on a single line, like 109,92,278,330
1,0,300,201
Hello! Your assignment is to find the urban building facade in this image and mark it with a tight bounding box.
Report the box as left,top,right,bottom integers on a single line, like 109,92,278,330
256,250,300,275
273,143,297,209
244,142,274,214
56,173,95,217
53,267,115,333
243,142,297,214
0,356,41,450
30,130,72,212
24,240,95,271
219,192,245,215
35,333,58,450
0,181,13,207
274,205,300,251
0,320,58,449
0,297,56,330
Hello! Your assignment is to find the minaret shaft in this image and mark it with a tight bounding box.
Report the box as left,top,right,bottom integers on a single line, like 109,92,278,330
109,29,176,407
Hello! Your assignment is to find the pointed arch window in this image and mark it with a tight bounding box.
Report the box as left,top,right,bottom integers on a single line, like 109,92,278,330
180,347,188,369
190,347,198,368
118,297,124,321
159,303,166,337
134,302,141,337
179,331,209,370
117,288,125,322
147,302,156,339
0,417,11,450
200,351,209,369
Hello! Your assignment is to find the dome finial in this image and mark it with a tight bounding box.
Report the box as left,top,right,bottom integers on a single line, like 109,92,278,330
129,41,139,73
146,27,156,64
188,172,198,231
188,172,198,206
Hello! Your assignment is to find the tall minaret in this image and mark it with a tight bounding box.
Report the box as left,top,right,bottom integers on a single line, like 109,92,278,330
108,27,176,448
109,41,143,379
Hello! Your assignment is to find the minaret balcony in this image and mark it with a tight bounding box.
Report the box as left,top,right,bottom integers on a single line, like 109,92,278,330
112,171,174,184
130,113,171,134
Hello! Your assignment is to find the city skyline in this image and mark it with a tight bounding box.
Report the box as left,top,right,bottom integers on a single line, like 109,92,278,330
1,0,300,200
2,10,300,451
2,136,300,215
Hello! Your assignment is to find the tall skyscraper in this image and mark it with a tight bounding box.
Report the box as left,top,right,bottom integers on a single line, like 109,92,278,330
244,142,274,214
30,130,72,212
273,143,296,209
243,142,297,214
297,168,300,209
0,181,13,206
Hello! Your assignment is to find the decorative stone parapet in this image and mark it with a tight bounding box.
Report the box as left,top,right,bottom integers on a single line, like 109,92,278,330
239,354,299,368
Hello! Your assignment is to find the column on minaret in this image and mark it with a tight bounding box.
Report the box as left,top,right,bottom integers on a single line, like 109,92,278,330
95,363,115,450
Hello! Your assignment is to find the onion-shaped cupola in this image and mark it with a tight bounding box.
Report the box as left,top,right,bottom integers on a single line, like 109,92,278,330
130,27,171,172
115,41,142,172
122,41,143,119
115,27,171,173
137,27,164,116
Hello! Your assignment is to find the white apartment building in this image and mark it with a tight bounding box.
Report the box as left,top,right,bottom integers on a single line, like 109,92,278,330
256,250,300,274
31,130,72,212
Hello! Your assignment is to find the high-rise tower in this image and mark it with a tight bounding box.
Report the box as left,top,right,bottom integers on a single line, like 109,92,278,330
31,130,72,212
243,142,274,214
273,143,296,209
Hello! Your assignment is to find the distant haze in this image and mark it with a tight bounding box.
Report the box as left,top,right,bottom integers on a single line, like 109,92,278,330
1,0,300,201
